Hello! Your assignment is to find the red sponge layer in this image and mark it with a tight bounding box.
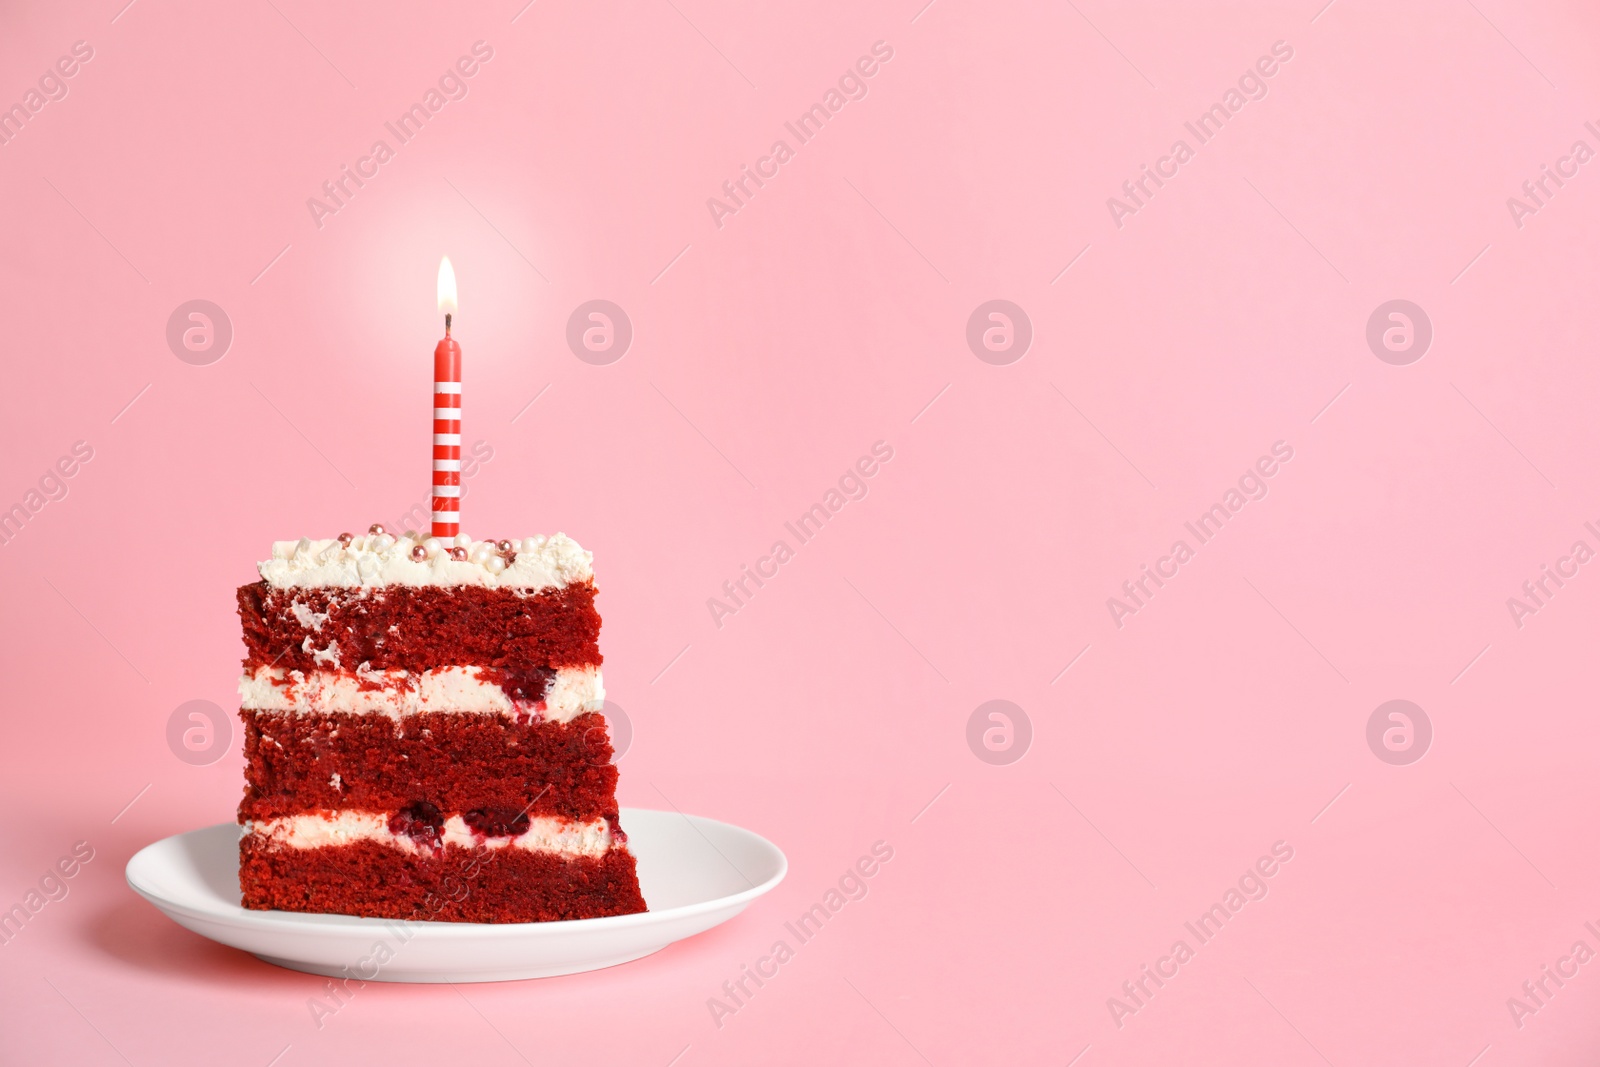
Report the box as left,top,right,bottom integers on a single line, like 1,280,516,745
239,838,647,922
238,710,621,822
236,580,602,673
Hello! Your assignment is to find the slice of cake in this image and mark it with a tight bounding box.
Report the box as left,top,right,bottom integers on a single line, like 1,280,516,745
235,528,647,923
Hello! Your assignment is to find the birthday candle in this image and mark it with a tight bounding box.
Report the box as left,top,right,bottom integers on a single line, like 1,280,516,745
432,256,461,540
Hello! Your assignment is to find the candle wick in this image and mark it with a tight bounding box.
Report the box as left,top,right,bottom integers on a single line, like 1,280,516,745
445,312,452,337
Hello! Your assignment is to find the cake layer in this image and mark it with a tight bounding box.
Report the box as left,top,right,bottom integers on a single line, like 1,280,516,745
237,581,601,673
239,709,621,821
240,838,646,921
238,665,603,723
259,532,593,590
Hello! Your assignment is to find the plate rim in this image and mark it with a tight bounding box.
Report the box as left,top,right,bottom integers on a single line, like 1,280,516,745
126,807,788,936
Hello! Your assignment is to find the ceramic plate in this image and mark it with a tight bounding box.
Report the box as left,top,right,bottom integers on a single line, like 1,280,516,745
126,808,786,982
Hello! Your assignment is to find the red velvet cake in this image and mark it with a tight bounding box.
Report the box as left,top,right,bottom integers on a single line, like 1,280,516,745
236,529,646,923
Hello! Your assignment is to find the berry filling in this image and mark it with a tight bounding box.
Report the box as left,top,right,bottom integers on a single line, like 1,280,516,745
463,808,532,839
388,800,445,850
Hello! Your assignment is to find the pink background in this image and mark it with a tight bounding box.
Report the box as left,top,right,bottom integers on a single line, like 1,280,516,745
2,0,1599,1063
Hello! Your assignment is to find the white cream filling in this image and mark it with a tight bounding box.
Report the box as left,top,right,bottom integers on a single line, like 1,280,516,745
238,665,604,723
243,810,618,858
259,532,593,590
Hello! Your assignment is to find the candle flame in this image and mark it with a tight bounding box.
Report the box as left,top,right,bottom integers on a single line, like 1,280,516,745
437,256,458,315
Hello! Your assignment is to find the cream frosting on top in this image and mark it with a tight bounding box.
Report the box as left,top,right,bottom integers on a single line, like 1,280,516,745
257,531,593,590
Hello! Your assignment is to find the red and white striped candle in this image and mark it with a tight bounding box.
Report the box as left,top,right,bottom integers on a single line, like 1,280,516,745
432,257,461,539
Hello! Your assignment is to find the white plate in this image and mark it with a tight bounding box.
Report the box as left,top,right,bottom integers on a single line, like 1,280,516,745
126,808,786,983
